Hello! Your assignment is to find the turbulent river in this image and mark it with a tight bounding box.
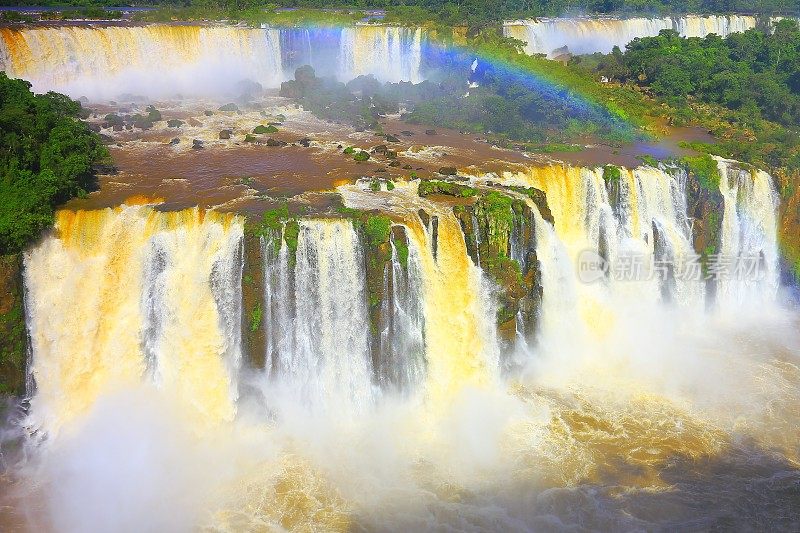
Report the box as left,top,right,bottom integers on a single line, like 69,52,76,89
0,22,799,533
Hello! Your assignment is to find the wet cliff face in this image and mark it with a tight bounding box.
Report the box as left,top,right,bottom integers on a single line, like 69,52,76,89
0,254,26,396
777,168,800,284
2,161,785,397
684,166,725,299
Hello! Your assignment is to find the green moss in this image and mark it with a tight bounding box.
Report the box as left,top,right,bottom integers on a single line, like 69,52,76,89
637,154,660,167
253,124,278,134
343,146,356,155
249,204,300,258
354,151,371,162
418,180,477,198
698,209,722,274
369,179,381,192
336,206,364,221
146,105,162,122
395,239,409,268
482,191,515,227
484,253,525,325
284,219,300,265
244,134,257,143
249,302,262,333
386,181,395,191
532,143,583,153
602,165,622,183
364,216,392,248
682,154,722,191
257,204,290,233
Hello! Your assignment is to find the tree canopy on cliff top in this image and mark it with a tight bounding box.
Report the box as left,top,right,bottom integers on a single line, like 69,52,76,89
1,0,797,24
0,73,109,254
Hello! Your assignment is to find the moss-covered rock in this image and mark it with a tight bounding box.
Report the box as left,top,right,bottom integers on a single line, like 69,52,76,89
602,164,621,183
391,226,409,268
249,203,301,267
683,164,724,300
146,105,162,122
241,233,266,369
418,180,477,198
504,185,553,224
452,190,545,350
334,207,395,334
777,167,800,284
682,154,721,191
253,124,279,134
103,113,124,127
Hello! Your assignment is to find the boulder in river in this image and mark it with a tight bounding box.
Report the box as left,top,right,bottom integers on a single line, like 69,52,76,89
218,129,232,140
132,118,153,130
192,139,204,150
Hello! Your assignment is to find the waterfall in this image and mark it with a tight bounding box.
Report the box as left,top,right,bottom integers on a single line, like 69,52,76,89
376,233,426,392
0,26,285,98
504,164,702,308
503,15,768,57
715,158,780,306
260,219,375,413
0,24,424,98
22,205,244,434
279,27,342,79
338,26,423,83
403,211,499,404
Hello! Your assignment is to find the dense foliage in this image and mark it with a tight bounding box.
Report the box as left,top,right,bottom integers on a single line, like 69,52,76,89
598,20,800,126
1,0,797,25
0,73,109,254
573,20,800,169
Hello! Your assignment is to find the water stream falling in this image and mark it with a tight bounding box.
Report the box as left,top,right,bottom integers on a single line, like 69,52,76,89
715,157,780,306
261,219,374,414
22,205,244,434
4,165,797,530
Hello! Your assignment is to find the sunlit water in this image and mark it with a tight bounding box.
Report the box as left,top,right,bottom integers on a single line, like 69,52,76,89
0,23,798,533
1,161,797,532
